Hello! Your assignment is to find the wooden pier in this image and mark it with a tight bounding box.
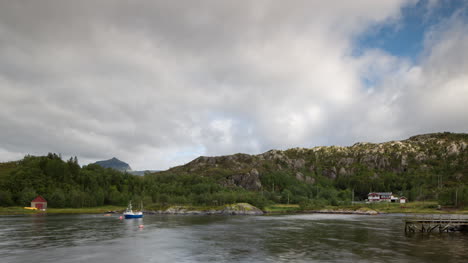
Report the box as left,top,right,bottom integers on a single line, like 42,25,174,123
405,217,468,233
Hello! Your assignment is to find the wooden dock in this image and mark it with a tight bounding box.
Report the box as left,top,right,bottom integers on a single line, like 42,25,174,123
405,217,468,233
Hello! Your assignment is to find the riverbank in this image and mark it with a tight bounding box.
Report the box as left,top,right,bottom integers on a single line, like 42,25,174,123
0,203,264,216
263,204,379,215
0,206,125,215
264,201,468,215
1,201,467,216
146,203,264,215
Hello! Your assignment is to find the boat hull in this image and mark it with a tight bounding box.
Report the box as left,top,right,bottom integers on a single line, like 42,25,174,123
124,214,143,219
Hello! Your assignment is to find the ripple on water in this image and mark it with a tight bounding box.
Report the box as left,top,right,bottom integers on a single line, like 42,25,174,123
1,214,468,263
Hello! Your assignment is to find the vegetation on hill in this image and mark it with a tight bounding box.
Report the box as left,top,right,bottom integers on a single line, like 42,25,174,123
157,132,468,208
0,132,466,210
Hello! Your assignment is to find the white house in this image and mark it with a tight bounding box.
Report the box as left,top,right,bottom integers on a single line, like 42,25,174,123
367,192,393,202
367,192,407,203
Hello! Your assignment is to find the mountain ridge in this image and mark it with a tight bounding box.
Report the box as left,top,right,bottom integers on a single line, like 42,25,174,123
157,132,467,200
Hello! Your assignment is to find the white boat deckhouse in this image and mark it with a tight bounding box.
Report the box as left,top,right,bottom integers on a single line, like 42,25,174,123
367,192,407,203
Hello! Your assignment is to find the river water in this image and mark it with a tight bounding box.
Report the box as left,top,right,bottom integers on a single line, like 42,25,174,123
0,213,467,262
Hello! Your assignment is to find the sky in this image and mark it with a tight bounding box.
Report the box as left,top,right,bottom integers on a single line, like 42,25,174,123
0,0,467,170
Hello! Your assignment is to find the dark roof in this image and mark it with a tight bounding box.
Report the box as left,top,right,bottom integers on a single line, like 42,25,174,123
31,195,47,203
368,192,392,195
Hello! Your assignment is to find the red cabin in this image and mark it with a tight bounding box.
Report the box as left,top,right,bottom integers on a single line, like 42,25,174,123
31,195,47,210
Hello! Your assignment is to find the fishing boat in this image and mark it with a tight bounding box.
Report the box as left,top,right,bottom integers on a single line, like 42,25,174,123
123,201,143,219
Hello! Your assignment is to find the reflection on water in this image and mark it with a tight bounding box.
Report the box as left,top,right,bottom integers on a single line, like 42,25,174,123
0,213,467,262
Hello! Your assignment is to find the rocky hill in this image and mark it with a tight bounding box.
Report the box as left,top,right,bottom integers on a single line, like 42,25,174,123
161,132,467,199
94,157,132,172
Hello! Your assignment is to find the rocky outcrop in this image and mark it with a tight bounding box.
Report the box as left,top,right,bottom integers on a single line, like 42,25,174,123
222,168,262,190
322,167,337,180
148,203,264,215
309,208,378,215
221,203,264,215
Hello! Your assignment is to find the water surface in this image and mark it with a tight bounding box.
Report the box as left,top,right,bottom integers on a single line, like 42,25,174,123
1,213,467,262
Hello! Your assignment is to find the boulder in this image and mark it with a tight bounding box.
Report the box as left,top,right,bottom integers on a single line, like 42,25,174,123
322,167,337,180
293,159,306,169
221,203,263,215
305,176,315,184
338,167,347,176
295,172,305,181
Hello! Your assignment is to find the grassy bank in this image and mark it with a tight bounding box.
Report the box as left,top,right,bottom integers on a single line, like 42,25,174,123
0,206,126,215
144,203,225,212
265,202,468,214
2,202,467,215
264,204,302,214
363,201,468,214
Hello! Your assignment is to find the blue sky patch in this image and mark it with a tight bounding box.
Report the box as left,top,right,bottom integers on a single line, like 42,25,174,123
354,0,466,61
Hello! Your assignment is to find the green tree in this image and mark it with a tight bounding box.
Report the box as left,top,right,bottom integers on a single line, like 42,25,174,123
48,189,66,208
19,187,37,206
0,190,14,206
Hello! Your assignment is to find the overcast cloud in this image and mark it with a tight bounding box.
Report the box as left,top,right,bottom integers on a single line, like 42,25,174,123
0,0,467,170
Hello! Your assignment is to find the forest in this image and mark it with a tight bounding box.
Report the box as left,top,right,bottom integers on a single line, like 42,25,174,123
0,152,467,209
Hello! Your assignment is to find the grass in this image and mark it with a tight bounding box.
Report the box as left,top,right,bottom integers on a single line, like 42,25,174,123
264,204,301,213
364,201,468,214
264,202,468,214
46,206,126,214
0,207,42,215
311,201,468,214
0,206,126,215
2,202,467,215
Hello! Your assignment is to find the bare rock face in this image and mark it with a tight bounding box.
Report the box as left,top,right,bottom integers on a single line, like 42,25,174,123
295,172,315,184
401,154,408,166
261,150,287,161
338,167,348,176
221,203,264,215
447,142,464,156
223,168,262,191
309,165,315,172
322,167,337,180
295,172,305,181
415,152,427,162
338,158,355,167
461,142,467,151
293,159,306,170
305,176,315,184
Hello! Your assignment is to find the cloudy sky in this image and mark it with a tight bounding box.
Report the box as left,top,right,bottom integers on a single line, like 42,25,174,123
0,0,467,170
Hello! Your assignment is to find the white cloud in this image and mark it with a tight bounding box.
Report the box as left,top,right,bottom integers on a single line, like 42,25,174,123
0,0,466,169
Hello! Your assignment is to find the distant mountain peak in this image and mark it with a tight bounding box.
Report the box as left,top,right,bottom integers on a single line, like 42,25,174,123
94,157,132,172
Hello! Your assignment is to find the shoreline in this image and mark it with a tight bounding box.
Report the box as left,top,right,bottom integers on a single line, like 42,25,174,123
1,203,468,216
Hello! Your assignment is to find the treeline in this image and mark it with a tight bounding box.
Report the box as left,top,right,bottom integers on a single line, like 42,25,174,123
0,154,271,208
0,154,143,208
0,153,467,209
